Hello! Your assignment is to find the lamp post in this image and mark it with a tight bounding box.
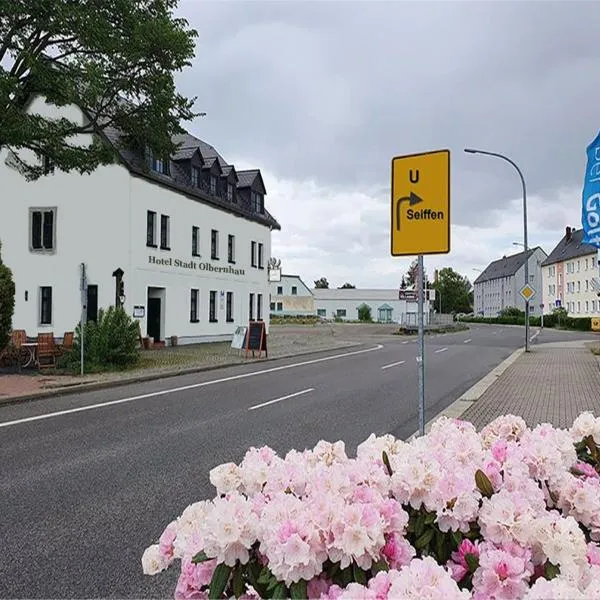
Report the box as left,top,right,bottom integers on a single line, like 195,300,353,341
465,148,530,352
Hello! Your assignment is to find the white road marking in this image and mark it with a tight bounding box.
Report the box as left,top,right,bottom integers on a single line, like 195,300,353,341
464,339,472,344
381,360,406,370
402,341,409,344
248,388,314,411
0,344,384,429
416,356,422,362
435,347,448,353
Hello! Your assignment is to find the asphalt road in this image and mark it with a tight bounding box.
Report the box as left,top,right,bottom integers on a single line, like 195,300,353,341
0,324,597,599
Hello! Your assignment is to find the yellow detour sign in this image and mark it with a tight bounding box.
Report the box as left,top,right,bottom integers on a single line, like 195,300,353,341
592,317,600,332
390,149,450,256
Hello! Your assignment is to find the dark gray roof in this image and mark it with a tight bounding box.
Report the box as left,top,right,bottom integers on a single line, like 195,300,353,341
541,228,598,266
474,247,543,284
101,127,280,231
237,170,259,188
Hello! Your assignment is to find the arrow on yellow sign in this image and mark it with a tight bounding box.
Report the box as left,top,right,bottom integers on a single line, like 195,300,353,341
395,192,423,230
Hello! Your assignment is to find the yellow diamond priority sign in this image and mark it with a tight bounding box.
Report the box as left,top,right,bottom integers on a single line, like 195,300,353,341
519,284,536,302
390,149,450,256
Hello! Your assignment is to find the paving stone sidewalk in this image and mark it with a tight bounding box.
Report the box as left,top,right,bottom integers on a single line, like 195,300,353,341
460,342,600,430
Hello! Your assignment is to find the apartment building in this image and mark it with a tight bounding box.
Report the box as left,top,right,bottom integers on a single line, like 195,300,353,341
542,227,599,316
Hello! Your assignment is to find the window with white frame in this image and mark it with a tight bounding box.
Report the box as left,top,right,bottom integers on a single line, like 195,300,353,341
40,286,52,324
192,226,200,256
190,289,199,322
226,292,234,322
30,208,56,252
211,229,219,260
160,214,170,250
228,234,235,263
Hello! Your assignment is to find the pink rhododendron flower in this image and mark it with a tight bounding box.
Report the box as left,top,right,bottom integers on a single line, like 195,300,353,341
588,542,600,566
307,575,332,598
523,575,587,599
174,557,216,599
382,532,415,569
449,538,480,582
143,413,600,600
472,542,533,599
388,556,471,599
158,520,177,562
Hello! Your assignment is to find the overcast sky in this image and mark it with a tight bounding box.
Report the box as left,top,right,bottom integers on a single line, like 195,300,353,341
175,0,600,288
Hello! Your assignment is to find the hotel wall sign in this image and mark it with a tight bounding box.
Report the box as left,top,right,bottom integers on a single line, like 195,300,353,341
148,255,246,276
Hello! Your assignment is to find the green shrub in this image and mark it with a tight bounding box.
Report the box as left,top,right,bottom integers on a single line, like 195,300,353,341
0,241,15,350
63,306,140,373
358,305,373,322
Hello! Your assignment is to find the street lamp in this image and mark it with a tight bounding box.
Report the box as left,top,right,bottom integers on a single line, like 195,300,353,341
465,148,530,352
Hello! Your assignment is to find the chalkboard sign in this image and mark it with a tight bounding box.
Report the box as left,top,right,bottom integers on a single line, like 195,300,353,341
245,321,267,358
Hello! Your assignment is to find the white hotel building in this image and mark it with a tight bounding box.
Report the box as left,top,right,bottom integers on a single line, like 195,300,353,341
0,96,280,344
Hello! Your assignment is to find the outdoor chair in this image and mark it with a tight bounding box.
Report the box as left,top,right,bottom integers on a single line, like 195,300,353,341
57,331,74,355
37,332,57,370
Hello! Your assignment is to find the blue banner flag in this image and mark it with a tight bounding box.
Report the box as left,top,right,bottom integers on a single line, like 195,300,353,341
582,130,600,248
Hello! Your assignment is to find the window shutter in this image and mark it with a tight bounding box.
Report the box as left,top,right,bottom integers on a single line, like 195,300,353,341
31,211,42,249
42,211,54,248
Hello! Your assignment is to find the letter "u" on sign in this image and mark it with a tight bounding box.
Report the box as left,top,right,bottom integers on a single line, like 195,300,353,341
409,169,419,184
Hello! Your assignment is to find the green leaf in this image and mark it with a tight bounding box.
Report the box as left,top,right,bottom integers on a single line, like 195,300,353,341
371,559,389,574
424,511,437,525
232,566,245,599
414,512,426,537
451,531,463,548
290,580,307,599
341,566,353,586
272,583,288,599
415,528,435,550
465,553,480,572
258,567,273,585
382,451,393,476
191,550,210,564
475,469,494,498
267,576,281,592
544,561,560,580
352,563,367,585
209,563,232,600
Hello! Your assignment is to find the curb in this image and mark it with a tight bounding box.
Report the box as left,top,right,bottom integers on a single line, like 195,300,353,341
0,342,363,407
407,346,525,440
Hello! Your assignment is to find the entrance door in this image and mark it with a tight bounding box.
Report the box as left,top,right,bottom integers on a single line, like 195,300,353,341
147,297,161,342
86,285,98,323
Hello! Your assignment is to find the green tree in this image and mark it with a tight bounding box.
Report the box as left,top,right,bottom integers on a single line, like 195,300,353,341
433,267,472,314
406,259,428,288
314,277,329,289
1,0,198,180
0,241,16,349
339,283,356,289
358,304,372,322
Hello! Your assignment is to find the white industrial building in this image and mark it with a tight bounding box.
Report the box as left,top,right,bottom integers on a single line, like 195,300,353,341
312,288,433,324
0,95,280,344
473,247,548,317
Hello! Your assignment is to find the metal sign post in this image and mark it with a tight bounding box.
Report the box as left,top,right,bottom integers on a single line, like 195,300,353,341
80,263,87,376
417,255,425,435
391,149,451,437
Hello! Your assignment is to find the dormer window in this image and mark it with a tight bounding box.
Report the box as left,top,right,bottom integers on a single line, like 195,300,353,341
210,175,217,196
227,183,234,202
192,167,201,187
148,147,170,176
252,192,264,214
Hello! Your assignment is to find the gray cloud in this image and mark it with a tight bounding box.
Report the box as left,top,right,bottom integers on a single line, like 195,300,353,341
174,0,599,284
